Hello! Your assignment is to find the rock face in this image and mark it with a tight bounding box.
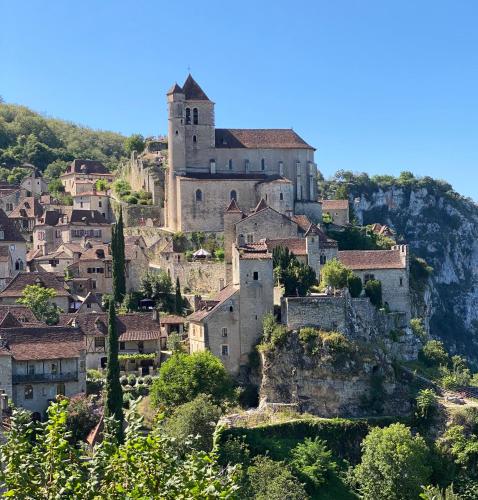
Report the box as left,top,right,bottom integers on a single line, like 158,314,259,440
260,331,411,418
352,183,478,362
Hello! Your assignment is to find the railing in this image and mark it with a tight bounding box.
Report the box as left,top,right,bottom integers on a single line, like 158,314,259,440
12,372,79,383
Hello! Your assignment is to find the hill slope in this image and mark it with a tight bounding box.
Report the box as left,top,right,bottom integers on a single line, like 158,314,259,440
0,103,128,173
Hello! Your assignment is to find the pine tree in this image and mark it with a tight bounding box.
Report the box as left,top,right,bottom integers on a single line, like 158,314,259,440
175,276,183,315
112,208,126,303
104,301,124,443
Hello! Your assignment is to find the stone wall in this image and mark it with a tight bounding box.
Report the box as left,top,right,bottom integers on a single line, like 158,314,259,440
112,199,163,228
163,259,226,295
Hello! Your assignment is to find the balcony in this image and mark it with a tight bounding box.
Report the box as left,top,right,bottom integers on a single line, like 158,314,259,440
12,372,79,384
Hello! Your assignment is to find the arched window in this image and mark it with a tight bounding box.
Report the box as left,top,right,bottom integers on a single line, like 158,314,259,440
193,135,197,143
228,159,233,170
195,189,203,202
185,107,191,125
280,192,284,201
230,190,237,201
193,108,198,125
15,259,23,271
261,159,265,171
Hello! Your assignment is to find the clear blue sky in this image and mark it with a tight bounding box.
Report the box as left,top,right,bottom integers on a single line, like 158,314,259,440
2,0,478,200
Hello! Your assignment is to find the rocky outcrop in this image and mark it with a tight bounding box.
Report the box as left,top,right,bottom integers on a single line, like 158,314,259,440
352,182,478,362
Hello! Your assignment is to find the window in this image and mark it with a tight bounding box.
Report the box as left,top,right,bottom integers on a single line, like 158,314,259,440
98,201,102,208
222,327,228,337
80,201,83,208
229,305,233,312
228,159,233,170
138,341,144,353
230,190,237,201
51,363,58,375
364,273,375,283
175,130,179,135
195,189,202,202
92,281,97,289
320,255,327,265
119,342,125,350
0,230,4,241
253,271,259,281
15,260,24,271
55,230,61,238
280,192,284,201
221,345,229,356
399,277,403,286
96,267,104,274
246,234,253,244
24,385,33,400
86,303,91,309
193,107,198,125
193,135,197,143
244,159,250,171
105,262,112,278
185,107,191,125
261,158,265,171
6,203,13,212
27,364,35,375
95,337,105,349
57,383,65,396
38,231,45,241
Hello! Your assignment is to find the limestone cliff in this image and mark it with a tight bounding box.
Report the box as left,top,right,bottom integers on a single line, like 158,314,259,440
349,177,478,362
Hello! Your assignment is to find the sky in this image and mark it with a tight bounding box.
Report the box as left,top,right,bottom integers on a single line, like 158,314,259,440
2,0,478,200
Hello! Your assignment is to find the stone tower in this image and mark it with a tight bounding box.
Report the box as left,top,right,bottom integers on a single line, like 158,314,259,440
223,199,244,282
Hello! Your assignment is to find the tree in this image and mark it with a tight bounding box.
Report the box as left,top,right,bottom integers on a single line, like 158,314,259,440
43,159,68,182
420,340,449,367
95,178,109,192
17,284,60,325
65,394,100,443
364,279,382,307
104,302,124,443
290,437,337,489
415,389,438,421
246,455,308,500
272,245,316,296
320,258,350,291
347,273,363,297
174,276,183,314
124,133,145,155
112,208,126,303
162,394,222,452
150,351,234,408
353,423,431,500
140,270,174,312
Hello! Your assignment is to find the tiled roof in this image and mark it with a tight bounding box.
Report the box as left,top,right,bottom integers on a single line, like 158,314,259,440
321,199,349,210
182,74,210,101
254,198,268,212
0,209,25,242
0,306,40,325
0,312,21,328
0,271,71,298
188,285,239,322
215,129,314,150
225,199,242,213
8,197,43,219
65,159,110,175
0,246,10,262
69,210,109,225
264,238,307,256
338,250,405,270
160,315,186,325
0,327,84,361
237,243,272,260
291,215,312,233
167,82,183,95
118,330,161,341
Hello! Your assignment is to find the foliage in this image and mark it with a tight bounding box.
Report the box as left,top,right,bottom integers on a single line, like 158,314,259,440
139,270,175,313
410,256,433,292
260,313,288,349
320,331,352,355
95,178,110,192
118,353,155,361
420,484,461,500
246,455,308,500
124,133,146,155
150,351,234,408
353,423,431,500
112,179,131,197
112,208,126,303
65,394,101,443
162,394,223,452
415,389,438,421
439,425,478,478
104,303,124,443
166,332,185,353
326,225,394,251
440,355,471,390
16,284,61,325
0,399,239,498
320,258,350,291
174,276,184,314
420,340,450,367
364,279,382,307
43,159,68,182
273,245,316,296
0,103,126,171
290,437,337,489
411,317,428,342
347,273,363,297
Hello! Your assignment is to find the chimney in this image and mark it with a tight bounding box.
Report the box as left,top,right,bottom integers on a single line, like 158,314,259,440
152,309,160,323
236,233,245,247
193,295,202,311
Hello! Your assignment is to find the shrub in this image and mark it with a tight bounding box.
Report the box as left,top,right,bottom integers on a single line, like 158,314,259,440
421,340,449,367
347,273,363,297
299,327,319,345
87,369,104,381
123,195,138,205
120,375,128,386
364,279,382,307
415,389,438,420
321,331,352,355
410,317,428,342
137,377,144,385
320,258,350,290
143,375,153,385
65,394,100,443
127,374,137,387
215,247,225,260
290,437,337,489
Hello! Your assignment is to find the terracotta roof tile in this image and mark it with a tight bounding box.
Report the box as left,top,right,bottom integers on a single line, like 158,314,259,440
0,271,71,298
8,197,43,219
215,129,314,150
225,199,242,213
160,315,186,325
338,250,405,270
0,305,42,325
265,238,307,256
188,285,239,322
321,199,349,210
0,209,25,242
65,159,110,175
182,74,210,101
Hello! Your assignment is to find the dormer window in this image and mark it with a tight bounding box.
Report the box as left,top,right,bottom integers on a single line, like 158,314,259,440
185,107,191,125
193,108,198,125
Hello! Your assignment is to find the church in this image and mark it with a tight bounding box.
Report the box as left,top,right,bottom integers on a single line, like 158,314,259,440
165,75,322,233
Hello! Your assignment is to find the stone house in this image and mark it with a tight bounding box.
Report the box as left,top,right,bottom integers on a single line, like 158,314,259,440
33,209,112,255
188,243,274,375
321,199,349,226
0,305,42,326
0,271,74,312
72,188,112,222
8,196,43,237
60,159,114,195
0,320,86,418
165,75,322,233
28,242,83,274
0,208,27,287
20,166,48,197
338,245,411,318
159,314,186,349
0,184,25,214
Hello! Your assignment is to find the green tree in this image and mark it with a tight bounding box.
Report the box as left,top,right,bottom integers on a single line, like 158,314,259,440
95,178,109,192
353,423,431,500
247,455,308,500
43,159,68,182
272,245,316,296
104,302,124,443
124,133,146,155
290,437,337,489
347,273,363,297
320,258,350,291
16,284,61,325
140,270,174,312
415,389,438,420
112,208,126,303
174,276,183,314
151,351,234,408
65,394,100,443
162,394,223,452
421,340,449,367
364,279,382,307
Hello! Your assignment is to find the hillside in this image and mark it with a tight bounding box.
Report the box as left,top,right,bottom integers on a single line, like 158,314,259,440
0,103,128,176
320,171,478,364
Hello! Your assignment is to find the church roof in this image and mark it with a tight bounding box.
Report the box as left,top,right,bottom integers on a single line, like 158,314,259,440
225,198,242,213
167,82,183,95
215,129,314,150
182,74,210,101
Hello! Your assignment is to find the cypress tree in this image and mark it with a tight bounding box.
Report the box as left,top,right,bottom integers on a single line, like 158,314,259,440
112,208,126,303
104,301,124,443
175,276,183,314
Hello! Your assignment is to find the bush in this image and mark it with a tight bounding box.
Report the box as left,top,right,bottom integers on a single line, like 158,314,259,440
421,340,449,367
150,351,234,408
127,374,137,387
290,437,337,489
415,389,438,420
347,273,363,298
65,394,100,443
320,331,352,355
215,247,225,260
120,375,128,386
137,377,144,385
124,195,138,205
320,258,350,290
143,375,153,385
410,317,428,342
364,279,382,307
87,369,104,381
